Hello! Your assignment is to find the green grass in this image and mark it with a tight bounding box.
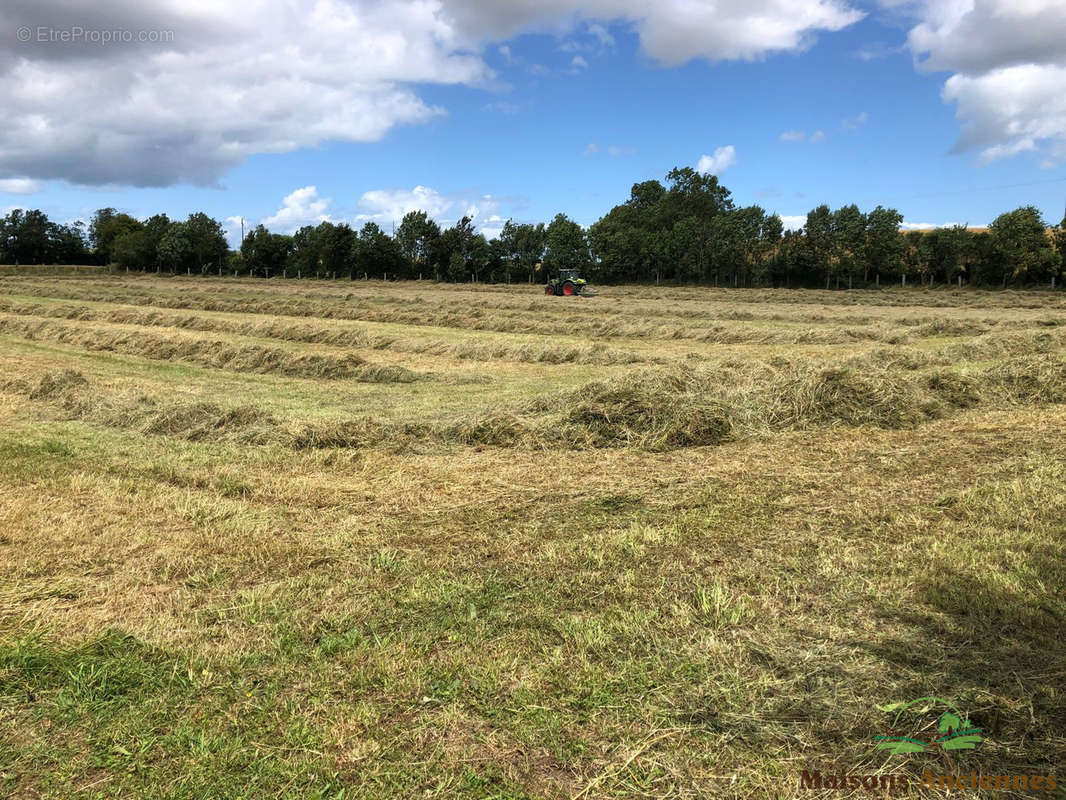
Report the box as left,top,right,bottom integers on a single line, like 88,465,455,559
1,276,1064,798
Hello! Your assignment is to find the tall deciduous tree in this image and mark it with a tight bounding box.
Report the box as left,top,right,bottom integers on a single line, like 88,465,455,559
543,213,590,274
241,224,292,275
89,208,142,264
864,206,904,282
396,211,440,274
989,206,1061,285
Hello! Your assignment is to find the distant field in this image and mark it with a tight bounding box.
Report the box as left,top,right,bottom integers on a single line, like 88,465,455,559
1,275,1064,799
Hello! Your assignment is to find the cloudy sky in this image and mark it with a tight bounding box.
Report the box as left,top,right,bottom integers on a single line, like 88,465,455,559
2,0,1065,242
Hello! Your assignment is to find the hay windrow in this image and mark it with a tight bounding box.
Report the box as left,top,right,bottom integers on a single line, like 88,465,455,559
0,314,423,382
0,301,649,365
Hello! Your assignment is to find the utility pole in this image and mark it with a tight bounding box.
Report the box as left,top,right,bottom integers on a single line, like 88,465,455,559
240,217,244,245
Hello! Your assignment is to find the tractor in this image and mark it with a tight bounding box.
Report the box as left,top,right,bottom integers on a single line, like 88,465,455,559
544,268,593,296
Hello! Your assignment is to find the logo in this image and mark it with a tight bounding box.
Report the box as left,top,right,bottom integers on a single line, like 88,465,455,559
798,698,1058,793
873,697,983,755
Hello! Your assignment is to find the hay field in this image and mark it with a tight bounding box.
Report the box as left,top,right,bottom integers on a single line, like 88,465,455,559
1,274,1064,799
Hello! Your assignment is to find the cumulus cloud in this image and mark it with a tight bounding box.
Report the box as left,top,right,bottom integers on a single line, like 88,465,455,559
260,186,335,233
780,130,807,142
444,0,862,64
697,146,737,175
0,178,41,194
809,130,826,143
778,215,807,231
897,0,1066,165
354,185,504,235
1,0,865,186
357,185,455,223
0,1,486,187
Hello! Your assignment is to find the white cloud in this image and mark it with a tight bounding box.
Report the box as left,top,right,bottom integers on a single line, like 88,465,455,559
355,185,504,236
585,142,635,156
357,185,454,224
780,130,807,142
896,0,1066,165
0,178,41,194
223,216,245,248
587,23,616,48
943,63,1066,164
0,0,865,186
697,146,737,175
261,186,334,233
855,41,901,60
809,130,826,143
479,214,507,240
842,111,868,129
0,2,493,187
446,0,863,64
779,214,807,231
483,100,522,115
900,221,964,230
571,55,589,69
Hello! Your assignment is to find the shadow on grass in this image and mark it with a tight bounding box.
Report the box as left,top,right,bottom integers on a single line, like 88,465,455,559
860,530,1066,795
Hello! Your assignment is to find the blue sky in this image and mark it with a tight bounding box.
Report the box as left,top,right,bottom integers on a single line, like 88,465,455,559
2,1,1065,244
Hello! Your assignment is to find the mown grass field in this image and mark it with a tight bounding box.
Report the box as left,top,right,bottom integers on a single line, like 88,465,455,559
1,274,1064,799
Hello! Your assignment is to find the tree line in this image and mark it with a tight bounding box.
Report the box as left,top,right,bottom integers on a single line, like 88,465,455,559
3,168,1065,287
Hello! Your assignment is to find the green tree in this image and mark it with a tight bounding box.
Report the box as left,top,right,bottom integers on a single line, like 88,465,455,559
395,211,440,275
353,222,404,279
157,222,195,272
50,221,90,264
499,221,545,283
241,224,292,276
184,212,228,271
543,213,590,273
0,209,54,264
289,224,324,276
864,206,904,283
1054,214,1066,281
89,208,142,264
113,213,171,270
989,206,1061,285
830,204,867,288
804,205,834,288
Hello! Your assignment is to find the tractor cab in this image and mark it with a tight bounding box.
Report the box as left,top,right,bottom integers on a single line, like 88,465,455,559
545,268,591,296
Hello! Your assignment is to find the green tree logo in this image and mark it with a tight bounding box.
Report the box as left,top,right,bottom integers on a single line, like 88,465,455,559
873,697,983,755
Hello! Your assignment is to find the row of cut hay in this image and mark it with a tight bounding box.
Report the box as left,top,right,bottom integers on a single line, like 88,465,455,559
938,330,1063,361
0,291,913,347
525,352,1066,449
0,314,419,382
11,352,1065,453
0,301,648,366
11,271,1066,310
5,369,275,443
